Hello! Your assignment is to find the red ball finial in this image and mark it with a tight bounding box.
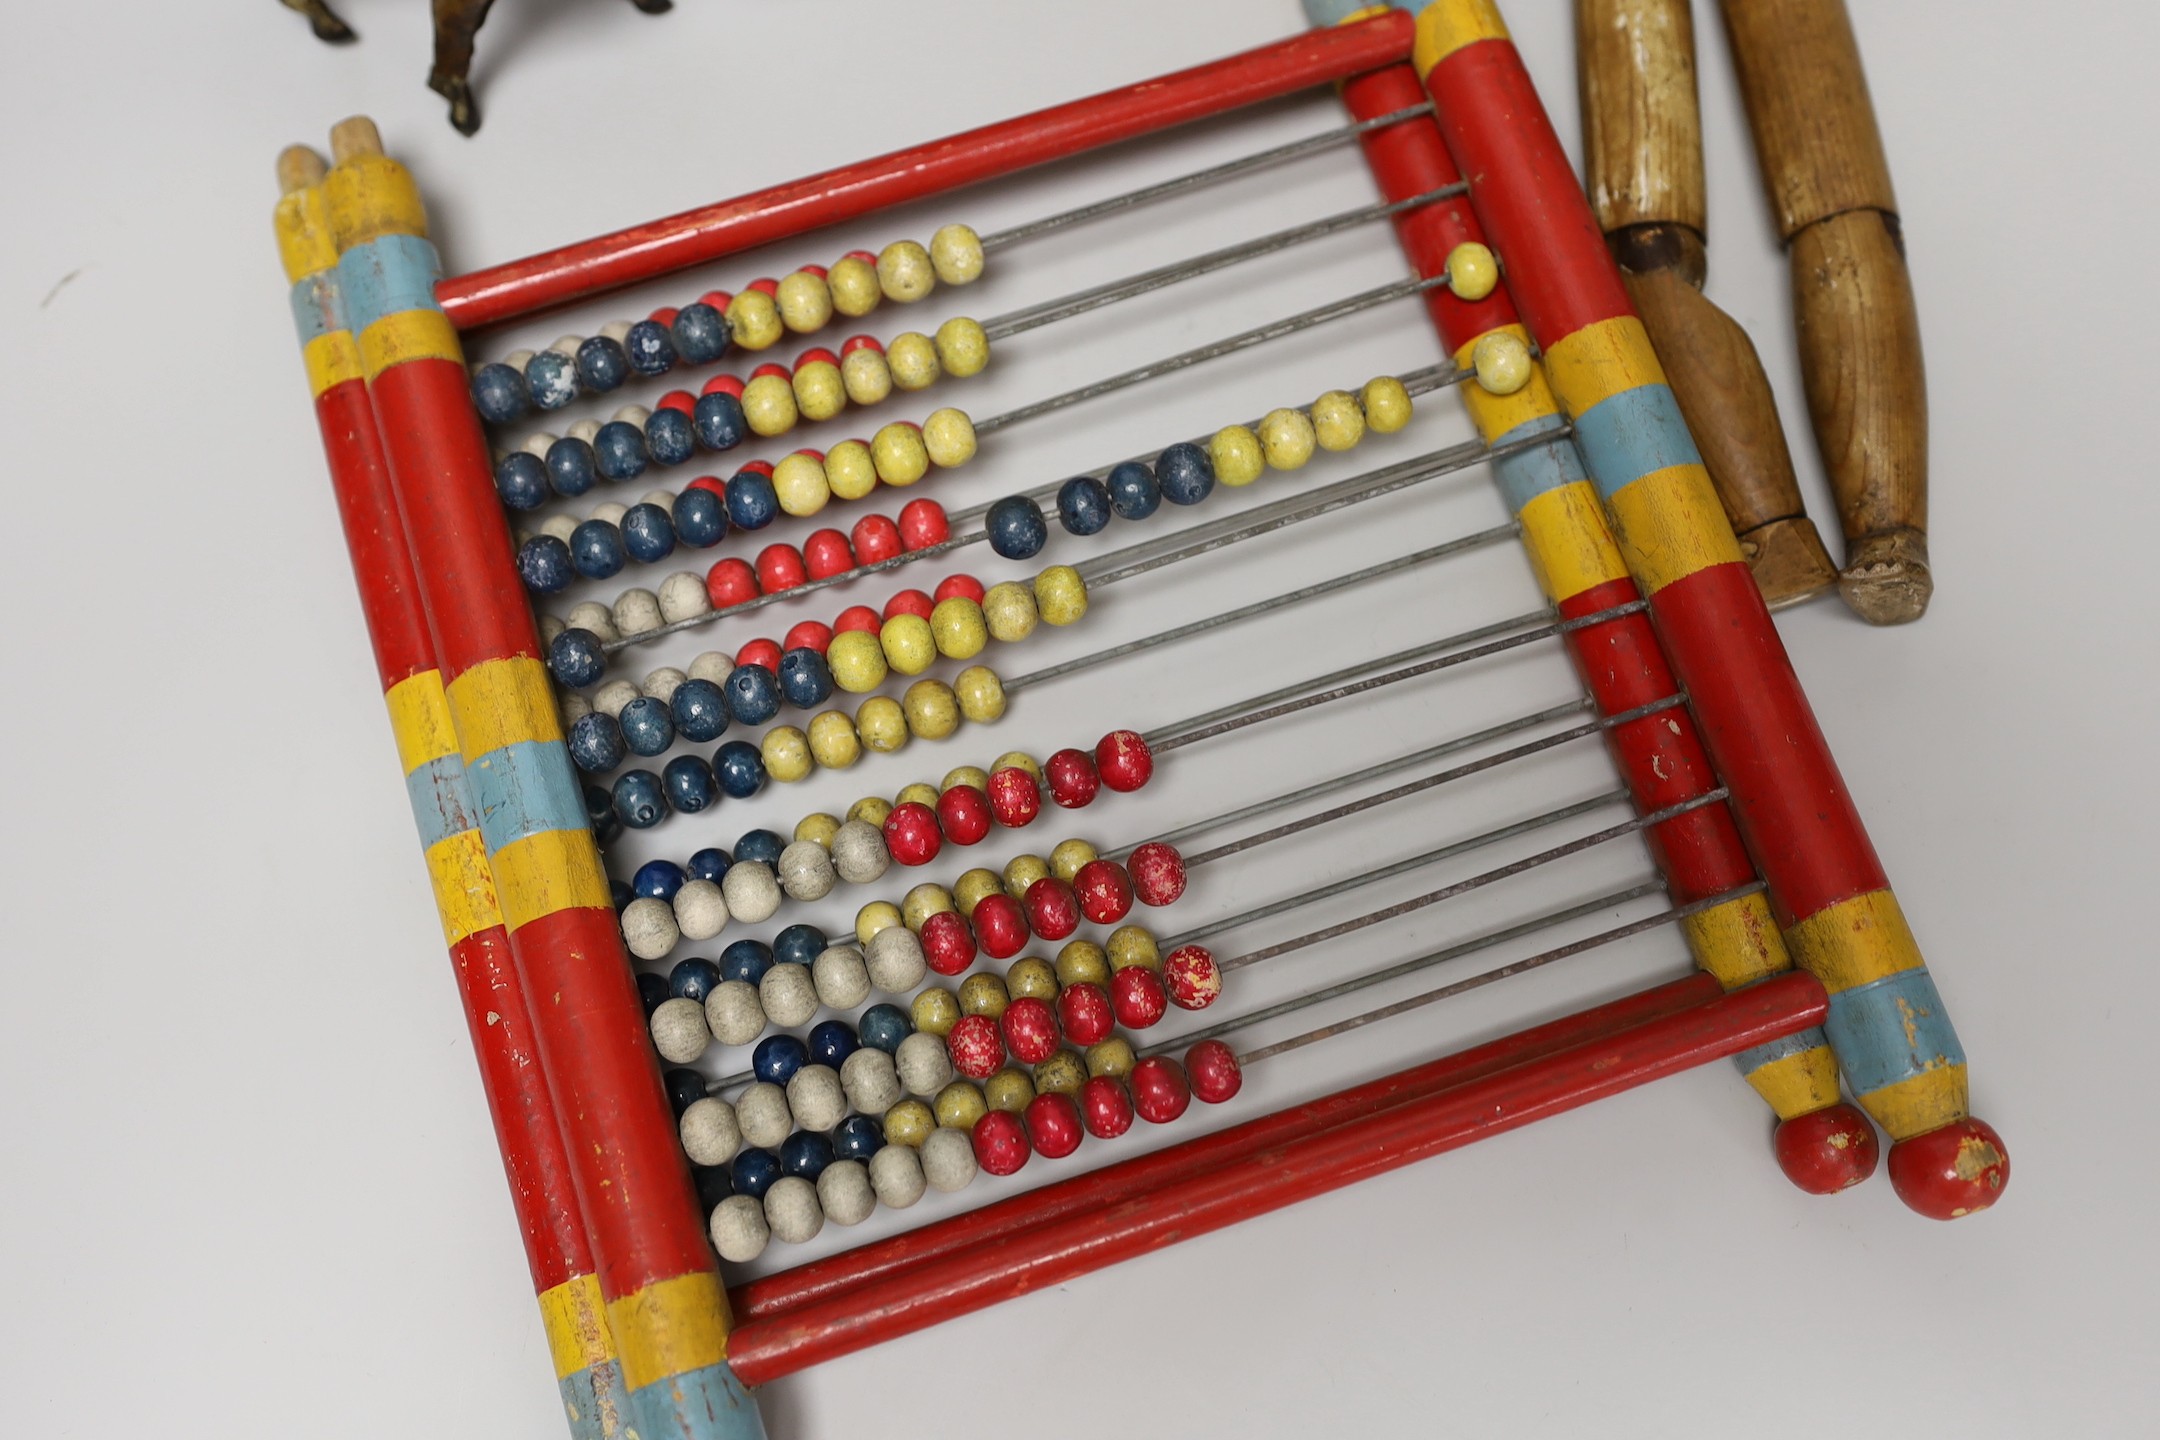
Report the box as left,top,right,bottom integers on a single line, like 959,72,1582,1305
1771,1103,1879,1195
1887,1117,2009,1220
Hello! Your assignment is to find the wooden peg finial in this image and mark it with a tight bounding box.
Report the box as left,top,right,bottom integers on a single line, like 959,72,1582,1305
276,145,328,196
329,116,384,163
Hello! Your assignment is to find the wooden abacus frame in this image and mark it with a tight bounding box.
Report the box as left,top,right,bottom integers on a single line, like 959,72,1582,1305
271,6,2002,1438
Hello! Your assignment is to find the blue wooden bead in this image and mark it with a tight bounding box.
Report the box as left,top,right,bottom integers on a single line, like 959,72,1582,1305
611,878,634,912
624,319,679,377
645,407,697,468
695,391,748,452
662,755,717,814
525,350,579,411
586,783,622,843
779,1130,835,1180
594,420,650,482
622,502,677,564
665,1067,708,1117
570,519,628,581
688,847,732,884
671,678,730,743
550,628,609,689
576,335,631,393
777,648,834,708
723,664,782,726
692,1163,735,1209
494,451,550,511
634,858,687,901
672,303,731,366
568,711,626,773
752,1033,808,1085
1106,460,1161,520
773,923,828,971
806,1018,858,1068
987,495,1049,560
1056,475,1113,535
545,436,599,497
833,1114,884,1161
730,1147,781,1200
673,487,728,548
725,469,779,530
637,970,672,1017
612,770,668,829
669,955,723,1003
858,1003,912,1054
734,828,784,867
714,740,767,799
471,362,530,425
619,695,676,756
720,938,773,984
1156,441,1215,505
517,534,575,593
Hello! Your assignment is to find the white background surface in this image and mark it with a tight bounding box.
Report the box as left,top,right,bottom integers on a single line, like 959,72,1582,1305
4,3,2156,1436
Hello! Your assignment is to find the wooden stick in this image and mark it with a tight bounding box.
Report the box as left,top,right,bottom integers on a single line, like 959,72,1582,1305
1577,0,1837,609
1718,0,1930,624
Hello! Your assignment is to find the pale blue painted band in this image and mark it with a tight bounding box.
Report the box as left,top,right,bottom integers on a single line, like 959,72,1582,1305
1730,1024,1831,1079
1489,412,1590,515
558,1361,622,1440
628,1361,767,1440
289,272,341,345
1569,383,1702,502
402,753,478,851
466,739,590,853
337,232,444,335
1825,968,1967,1099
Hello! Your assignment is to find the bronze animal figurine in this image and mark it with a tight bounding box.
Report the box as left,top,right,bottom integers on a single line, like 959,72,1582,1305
281,0,672,136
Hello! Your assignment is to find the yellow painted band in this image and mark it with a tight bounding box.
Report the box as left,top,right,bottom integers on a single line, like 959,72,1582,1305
325,153,429,250
1602,463,1744,592
1452,326,1565,443
386,670,461,773
538,1274,618,1381
1681,890,1791,992
1859,1061,1970,1142
494,829,613,931
1336,4,1395,22
1541,315,1668,419
446,656,563,761
605,1271,732,1392
425,828,503,945
1515,481,1629,602
360,308,463,379
1783,889,1924,994
1412,0,1510,77
1743,1045,1844,1122
274,186,340,283
305,330,363,397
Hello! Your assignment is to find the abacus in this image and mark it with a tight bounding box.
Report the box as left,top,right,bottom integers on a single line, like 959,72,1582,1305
270,4,2006,1437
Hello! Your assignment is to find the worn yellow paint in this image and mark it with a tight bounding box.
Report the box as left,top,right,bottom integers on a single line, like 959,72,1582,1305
325,153,429,250
304,330,364,396
359,307,463,378
1336,3,1395,22
274,185,340,283
446,656,563,760
1412,0,1510,76
1783,888,1924,994
605,1272,732,1392
538,1274,619,1381
1541,314,1668,417
386,670,460,772
1743,1045,1844,1121
1859,1061,1970,1141
424,828,503,944
1603,462,1743,591
494,830,612,930
1682,891,1791,991
1516,481,1630,601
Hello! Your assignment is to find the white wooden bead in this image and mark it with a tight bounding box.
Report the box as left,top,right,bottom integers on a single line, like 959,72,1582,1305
688,650,735,685
593,680,642,718
613,588,663,638
678,1097,741,1167
620,897,680,960
558,690,593,724
641,666,689,703
504,349,537,371
777,840,837,901
600,321,634,343
735,1082,793,1149
840,1047,902,1115
613,404,652,428
648,997,710,1064
540,514,580,545
567,601,619,643
567,418,603,444
721,862,782,924
895,1031,953,1097
866,925,927,993
549,335,582,358
520,431,552,458
817,1159,876,1227
640,487,676,516
830,820,890,885
538,614,566,646
786,1064,848,1133
811,945,871,1011
590,501,629,527
764,1176,824,1246
920,1126,978,1193
658,572,711,624
709,1194,769,1262
704,980,766,1047
759,962,819,1029
868,1143,926,1210
672,880,729,942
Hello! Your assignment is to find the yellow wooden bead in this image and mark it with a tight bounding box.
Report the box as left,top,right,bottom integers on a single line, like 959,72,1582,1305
848,795,894,828
741,372,799,437
982,582,1038,643
1085,1037,1136,1080
903,882,956,932
911,985,960,1036
930,223,986,285
992,751,1041,782
760,725,814,783
933,316,990,377
929,597,989,660
827,628,890,693
1002,853,1050,901
1049,839,1098,882
942,764,989,794
879,613,937,676
1446,241,1499,301
776,269,834,333
1006,957,1059,1001
886,332,941,391
953,867,1003,917
856,900,904,946
877,240,936,302
1259,407,1317,470
1210,424,1266,487
772,451,832,517
794,812,841,847
1031,565,1088,626
870,422,929,486
958,972,1009,1019
807,710,863,770
902,678,960,740
791,358,847,422
953,665,1007,724
827,255,882,318
895,781,941,811
883,1099,935,1148
825,439,879,500
1309,389,1366,452
934,1080,988,1131
1472,332,1533,396
1107,924,1161,971
726,288,783,350
922,407,977,468
856,696,911,754
983,1068,1035,1114
1033,1049,1087,1097
840,347,893,407
1055,940,1109,989
1360,374,1414,433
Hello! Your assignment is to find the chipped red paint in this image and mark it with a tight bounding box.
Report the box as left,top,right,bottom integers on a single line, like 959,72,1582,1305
1773,1101,1882,1195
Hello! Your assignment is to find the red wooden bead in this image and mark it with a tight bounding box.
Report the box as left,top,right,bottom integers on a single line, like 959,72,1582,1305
783,620,834,655
1072,859,1134,926
1129,1055,1191,1124
920,910,978,977
834,604,882,635
1162,944,1221,1011
882,801,944,868
699,290,733,312
1773,1103,1880,1196
852,513,904,564
898,498,950,549
1078,1075,1134,1140
936,784,993,847
803,528,855,580
1023,877,1081,942
756,543,808,594
882,588,934,622
685,474,728,500
797,263,828,281
1001,996,1061,1066
971,893,1029,960
705,557,760,608
1887,1117,2009,1219
1043,748,1101,809
657,388,697,416
839,333,884,357
746,276,780,298
750,361,792,383
794,345,840,370
1184,1039,1242,1104
1056,982,1114,1048
1094,730,1154,792
934,573,985,604
970,1109,1031,1177
987,767,1042,828
736,638,782,674
1024,1092,1085,1160
649,305,680,327
1110,965,1168,1030
1127,841,1188,907
736,459,775,479
843,249,878,267
946,1013,1005,1080
701,373,745,399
